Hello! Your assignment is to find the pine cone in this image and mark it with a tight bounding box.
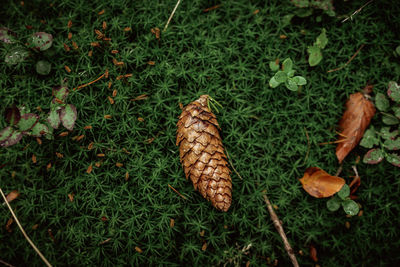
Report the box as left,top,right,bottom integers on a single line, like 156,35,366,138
176,95,232,212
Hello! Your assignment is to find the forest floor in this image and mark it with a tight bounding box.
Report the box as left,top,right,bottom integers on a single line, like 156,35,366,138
1,0,399,266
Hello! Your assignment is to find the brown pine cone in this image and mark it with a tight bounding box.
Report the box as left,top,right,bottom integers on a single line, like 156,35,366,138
176,95,232,212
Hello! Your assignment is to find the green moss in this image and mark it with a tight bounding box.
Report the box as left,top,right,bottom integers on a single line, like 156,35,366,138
1,0,400,266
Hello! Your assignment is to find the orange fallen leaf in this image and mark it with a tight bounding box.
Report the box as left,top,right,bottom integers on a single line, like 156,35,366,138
336,90,375,163
299,167,345,198
6,190,20,203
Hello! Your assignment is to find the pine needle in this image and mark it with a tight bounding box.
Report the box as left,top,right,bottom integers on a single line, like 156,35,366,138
168,184,187,200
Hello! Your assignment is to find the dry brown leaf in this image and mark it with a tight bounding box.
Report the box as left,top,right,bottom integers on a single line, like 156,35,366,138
299,167,345,198
6,190,20,203
336,91,375,163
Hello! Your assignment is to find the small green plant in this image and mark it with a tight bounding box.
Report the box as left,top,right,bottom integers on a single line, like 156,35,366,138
326,184,360,216
0,85,77,148
269,58,307,91
360,81,400,167
1,27,53,75
291,0,335,17
395,45,400,57
307,28,328,67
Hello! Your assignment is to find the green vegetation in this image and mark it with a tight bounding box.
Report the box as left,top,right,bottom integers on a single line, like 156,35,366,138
1,0,400,266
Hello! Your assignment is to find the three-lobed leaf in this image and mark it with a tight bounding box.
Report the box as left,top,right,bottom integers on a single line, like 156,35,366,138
385,153,400,167
269,61,280,72
0,127,13,142
0,129,23,147
342,200,359,216
47,109,61,129
282,58,293,73
36,60,51,75
359,127,379,148
307,46,322,67
31,32,53,51
60,104,77,131
383,138,400,150
337,184,350,200
274,71,287,83
269,77,280,88
31,122,49,137
292,76,307,86
363,148,384,164
285,78,298,91
315,28,328,49
327,196,341,211
381,113,399,125
0,27,16,44
17,113,38,132
375,93,390,112
4,47,29,65
387,81,400,102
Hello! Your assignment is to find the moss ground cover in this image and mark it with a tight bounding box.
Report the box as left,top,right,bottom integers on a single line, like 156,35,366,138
1,0,400,266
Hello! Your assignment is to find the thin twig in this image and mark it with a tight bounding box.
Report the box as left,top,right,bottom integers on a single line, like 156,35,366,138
342,0,374,23
0,259,16,267
0,188,52,267
73,72,106,90
303,127,310,163
225,149,243,180
262,190,299,267
327,44,365,73
168,184,187,200
203,4,221,13
163,0,182,32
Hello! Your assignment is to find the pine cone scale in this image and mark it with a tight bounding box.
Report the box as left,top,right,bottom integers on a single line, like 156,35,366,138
176,95,232,212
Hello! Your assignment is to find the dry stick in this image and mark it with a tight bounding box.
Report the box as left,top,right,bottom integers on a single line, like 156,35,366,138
342,0,374,23
0,188,52,267
0,259,16,267
168,184,187,200
163,0,182,32
262,191,299,267
327,44,365,73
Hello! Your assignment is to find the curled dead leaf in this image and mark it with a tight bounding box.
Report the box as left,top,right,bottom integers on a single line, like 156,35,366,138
299,167,345,198
336,91,375,163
